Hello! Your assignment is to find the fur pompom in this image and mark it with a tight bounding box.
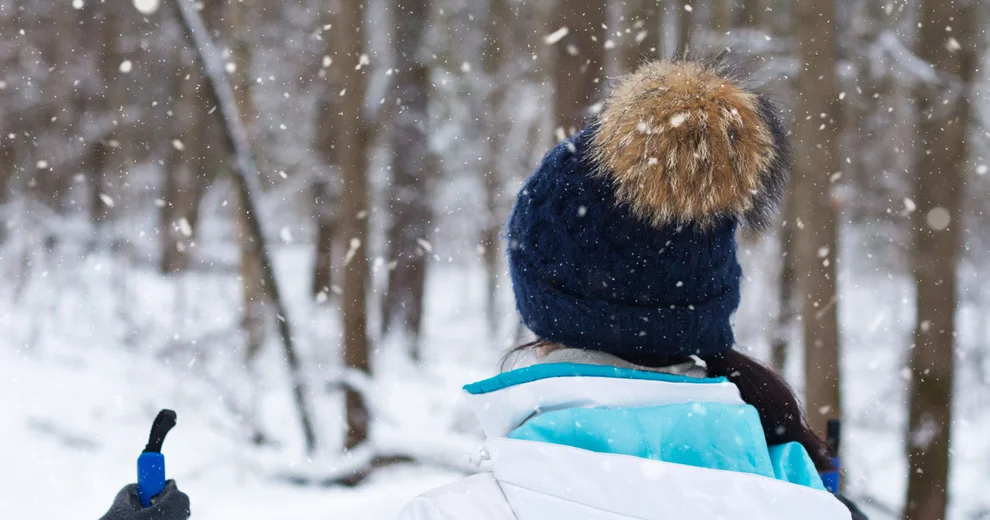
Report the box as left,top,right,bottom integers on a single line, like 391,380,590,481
590,58,790,230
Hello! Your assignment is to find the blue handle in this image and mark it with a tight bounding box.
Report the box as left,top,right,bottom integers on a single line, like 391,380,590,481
137,451,166,507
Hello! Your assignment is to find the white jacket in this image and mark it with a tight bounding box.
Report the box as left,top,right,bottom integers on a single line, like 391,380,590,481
398,360,852,520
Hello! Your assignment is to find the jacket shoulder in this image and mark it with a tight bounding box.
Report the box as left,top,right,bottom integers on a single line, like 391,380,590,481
397,473,515,520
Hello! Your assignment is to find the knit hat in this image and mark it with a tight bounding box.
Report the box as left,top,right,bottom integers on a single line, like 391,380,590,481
507,58,790,362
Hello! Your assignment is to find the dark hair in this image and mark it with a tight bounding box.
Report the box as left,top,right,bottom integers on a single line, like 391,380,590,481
700,349,834,471
504,342,834,471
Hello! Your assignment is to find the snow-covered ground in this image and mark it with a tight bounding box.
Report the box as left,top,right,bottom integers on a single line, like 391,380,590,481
1,231,987,518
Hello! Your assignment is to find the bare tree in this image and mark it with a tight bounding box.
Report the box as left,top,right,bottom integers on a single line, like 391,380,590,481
225,0,268,371
171,0,318,454
381,0,436,359
904,1,980,518
332,0,373,450
160,58,209,273
738,0,763,28
551,0,606,133
771,193,798,374
479,0,513,338
312,102,338,299
675,1,693,57
793,0,842,439
711,0,732,38
620,0,662,72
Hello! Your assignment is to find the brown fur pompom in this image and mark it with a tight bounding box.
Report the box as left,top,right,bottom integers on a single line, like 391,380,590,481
590,58,789,230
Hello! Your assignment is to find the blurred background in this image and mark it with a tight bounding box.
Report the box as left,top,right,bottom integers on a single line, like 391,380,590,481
0,0,987,518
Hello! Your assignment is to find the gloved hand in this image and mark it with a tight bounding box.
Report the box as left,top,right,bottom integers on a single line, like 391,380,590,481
99,480,190,520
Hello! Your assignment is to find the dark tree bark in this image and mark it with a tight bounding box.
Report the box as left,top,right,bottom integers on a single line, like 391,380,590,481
904,2,979,519
738,0,763,28
332,0,373,451
381,0,435,360
480,0,513,338
793,0,842,439
312,94,339,298
551,0,606,134
160,59,207,274
711,0,733,36
225,0,267,365
675,1,693,58
620,0,662,72
772,189,798,374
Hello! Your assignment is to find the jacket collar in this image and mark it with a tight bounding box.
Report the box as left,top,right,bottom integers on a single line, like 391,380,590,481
463,361,742,438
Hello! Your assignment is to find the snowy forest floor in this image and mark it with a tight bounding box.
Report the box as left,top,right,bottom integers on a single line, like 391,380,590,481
1,229,988,519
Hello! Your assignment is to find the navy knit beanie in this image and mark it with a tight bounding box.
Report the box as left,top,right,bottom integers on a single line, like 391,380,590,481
507,58,790,363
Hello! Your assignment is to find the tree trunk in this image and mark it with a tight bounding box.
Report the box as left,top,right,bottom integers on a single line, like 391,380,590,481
738,0,763,28
904,2,978,519
772,188,798,374
312,94,339,298
793,0,842,440
381,0,435,360
711,0,733,36
620,0,662,72
333,1,372,451
226,0,267,364
160,60,206,274
551,0,606,134
675,0,693,58
480,0,512,338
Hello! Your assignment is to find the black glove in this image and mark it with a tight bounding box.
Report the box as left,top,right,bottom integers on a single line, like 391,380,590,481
99,480,190,520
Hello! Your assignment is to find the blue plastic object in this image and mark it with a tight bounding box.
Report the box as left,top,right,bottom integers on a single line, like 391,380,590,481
137,452,166,507
821,457,840,494
136,409,177,507
821,419,841,494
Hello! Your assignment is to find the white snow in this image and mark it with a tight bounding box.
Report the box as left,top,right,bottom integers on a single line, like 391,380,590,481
133,0,160,15
543,27,569,45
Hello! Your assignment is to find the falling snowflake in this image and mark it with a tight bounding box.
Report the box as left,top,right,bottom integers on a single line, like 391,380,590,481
280,227,293,243
683,3,693,12
171,139,185,151
669,113,687,127
903,198,916,212
99,194,115,208
133,0,160,15
543,27,569,45
178,218,192,237
416,238,433,253
926,207,950,230
119,60,133,73
343,238,362,266
72,0,84,9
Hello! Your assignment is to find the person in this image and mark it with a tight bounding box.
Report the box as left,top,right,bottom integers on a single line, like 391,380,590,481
396,57,862,520
100,57,865,520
